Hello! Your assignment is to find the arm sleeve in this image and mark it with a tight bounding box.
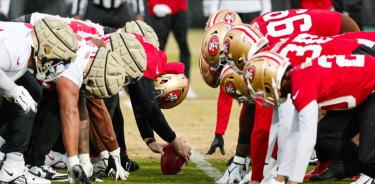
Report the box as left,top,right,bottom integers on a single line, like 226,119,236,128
71,0,88,17
289,101,318,182
250,104,274,182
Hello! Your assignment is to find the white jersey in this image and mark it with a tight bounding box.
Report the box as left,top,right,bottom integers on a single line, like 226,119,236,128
59,44,98,88
0,29,32,95
29,12,106,43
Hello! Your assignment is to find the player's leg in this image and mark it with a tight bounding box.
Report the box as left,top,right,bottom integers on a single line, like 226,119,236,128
26,90,68,181
310,110,360,181
171,11,191,79
0,71,48,183
357,93,375,180
147,14,171,50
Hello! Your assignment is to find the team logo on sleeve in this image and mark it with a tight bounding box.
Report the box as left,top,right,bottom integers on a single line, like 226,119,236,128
208,36,220,56
224,82,236,96
224,13,235,24
244,66,255,82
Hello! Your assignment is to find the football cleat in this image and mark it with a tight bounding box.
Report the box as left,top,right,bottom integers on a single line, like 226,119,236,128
239,171,251,184
351,174,375,184
28,165,68,181
13,167,51,184
93,157,108,177
216,156,250,184
68,165,90,184
304,160,332,181
309,151,319,165
310,160,346,181
45,151,67,169
120,151,139,172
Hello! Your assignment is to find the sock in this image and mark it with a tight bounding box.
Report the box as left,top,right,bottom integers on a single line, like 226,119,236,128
67,155,80,170
79,154,93,177
109,148,120,157
99,150,109,159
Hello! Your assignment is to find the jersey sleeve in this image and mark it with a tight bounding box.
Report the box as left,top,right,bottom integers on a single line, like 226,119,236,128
251,104,273,182
310,10,341,36
289,68,318,112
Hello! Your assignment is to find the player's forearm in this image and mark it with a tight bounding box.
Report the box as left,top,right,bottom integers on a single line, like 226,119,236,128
0,70,17,95
60,105,80,156
290,101,318,182
78,96,90,154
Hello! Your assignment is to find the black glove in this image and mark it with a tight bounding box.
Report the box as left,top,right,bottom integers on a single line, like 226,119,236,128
207,134,225,155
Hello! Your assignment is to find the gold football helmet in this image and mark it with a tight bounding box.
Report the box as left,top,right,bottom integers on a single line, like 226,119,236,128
223,24,268,74
201,22,233,69
154,74,189,109
205,9,242,30
243,51,289,106
199,54,220,88
220,65,251,103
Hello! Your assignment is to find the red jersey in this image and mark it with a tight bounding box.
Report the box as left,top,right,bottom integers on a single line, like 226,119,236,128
133,34,167,80
251,9,342,44
147,0,188,16
264,33,364,66
290,55,375,112
300,0,333,10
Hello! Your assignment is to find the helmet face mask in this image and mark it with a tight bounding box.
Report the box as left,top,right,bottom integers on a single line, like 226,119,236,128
243,52,289,107
220,65,251,103
223,24,268,74
32,17,78,82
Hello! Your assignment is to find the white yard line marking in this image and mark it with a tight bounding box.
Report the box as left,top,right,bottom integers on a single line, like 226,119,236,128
190,149,223,181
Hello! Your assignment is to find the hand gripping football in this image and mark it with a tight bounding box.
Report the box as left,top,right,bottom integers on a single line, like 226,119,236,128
160,144,186,175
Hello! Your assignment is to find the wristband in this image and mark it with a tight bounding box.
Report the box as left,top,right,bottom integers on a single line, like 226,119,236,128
145,138,156,145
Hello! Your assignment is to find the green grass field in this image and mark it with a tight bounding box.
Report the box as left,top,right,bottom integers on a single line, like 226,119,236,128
60,29,355,184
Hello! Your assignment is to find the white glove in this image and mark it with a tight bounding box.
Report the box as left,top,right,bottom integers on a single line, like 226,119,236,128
153,4,172,17
239,171,252,184
217,156,249,184
108,149,129,180
3,85,37,113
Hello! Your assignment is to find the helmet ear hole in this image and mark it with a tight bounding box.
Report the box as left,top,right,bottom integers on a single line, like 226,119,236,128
265,85,272,94
87,80,94,87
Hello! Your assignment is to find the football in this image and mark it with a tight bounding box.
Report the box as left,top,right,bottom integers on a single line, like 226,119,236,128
160,144,186,175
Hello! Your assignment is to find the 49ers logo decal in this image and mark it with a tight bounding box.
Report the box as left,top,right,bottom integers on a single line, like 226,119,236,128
223,38,230,55
224,13,235,24
244,65,256,83
164,90,182,103
208,36,220,56
224,82,236,96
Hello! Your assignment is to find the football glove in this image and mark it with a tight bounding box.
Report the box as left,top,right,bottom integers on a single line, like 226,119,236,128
3,85,37,113
217,156,250,184
107,149,129,180
153,4,172,17
207,134,225,155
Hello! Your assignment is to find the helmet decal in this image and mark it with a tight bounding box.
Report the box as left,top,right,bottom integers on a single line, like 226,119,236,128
224,13,235,24
244,65,256,83
208,35,220,56
224,81,236,96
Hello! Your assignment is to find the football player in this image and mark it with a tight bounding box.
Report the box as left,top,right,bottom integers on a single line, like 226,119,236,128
246,51,375,184
108,31,192,161
223,9,360,183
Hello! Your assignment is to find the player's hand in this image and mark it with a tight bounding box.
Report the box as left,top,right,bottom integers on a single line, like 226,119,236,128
148,141,167,155
170,137,191,161
4,85,37,113
207,134,225,155
217,156,249,184
107,155,129,180
90,38,107,48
